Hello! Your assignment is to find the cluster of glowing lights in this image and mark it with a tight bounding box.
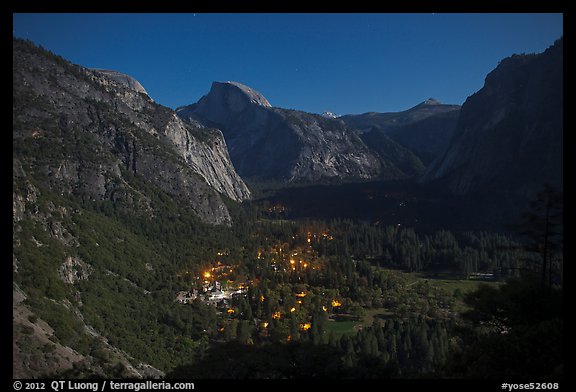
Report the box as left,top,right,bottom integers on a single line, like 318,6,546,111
288,259,311,272
257,240,323,275
331,299,342,307
267,204,286,213
227,308,235,314
295,292,307,298
272,311,282,320
299,323,312,331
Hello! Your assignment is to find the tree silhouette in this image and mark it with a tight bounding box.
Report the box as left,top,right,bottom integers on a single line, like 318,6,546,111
446,276,563,378
517,184,563,287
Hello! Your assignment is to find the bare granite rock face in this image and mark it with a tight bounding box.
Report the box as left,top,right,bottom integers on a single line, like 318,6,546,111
13,38,242,379
58,256,93,285
422,38,563,197
156,113,251,201
91,69,149,96
177,81,395,182
13,39,250,225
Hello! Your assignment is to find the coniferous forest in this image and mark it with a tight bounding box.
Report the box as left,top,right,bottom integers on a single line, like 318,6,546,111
13,165,563,379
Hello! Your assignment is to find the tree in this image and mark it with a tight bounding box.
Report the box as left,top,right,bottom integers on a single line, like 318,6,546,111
328,331,338,348
517,185,563,287
447,275,563,378
236,320,251,344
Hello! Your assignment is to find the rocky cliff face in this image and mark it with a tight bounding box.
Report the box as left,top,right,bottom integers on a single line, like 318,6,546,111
13,39,250,226
13,38,253,378
422,38,563,198
177,81,425,182
91,69,150,96
341,99,461,165
157,113,251,201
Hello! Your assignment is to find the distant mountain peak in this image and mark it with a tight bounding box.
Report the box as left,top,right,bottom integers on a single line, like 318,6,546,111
177,82,385,182
321,111,339,119
421,98,442,106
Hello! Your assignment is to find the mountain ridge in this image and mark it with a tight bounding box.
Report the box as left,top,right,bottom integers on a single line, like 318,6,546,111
340,99,461,166
177,81,426,182
13,37,254,378
91,69,150,97
422,37,563,198
13,38,250,225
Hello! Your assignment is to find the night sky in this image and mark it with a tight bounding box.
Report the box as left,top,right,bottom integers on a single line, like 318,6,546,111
13,13,563,115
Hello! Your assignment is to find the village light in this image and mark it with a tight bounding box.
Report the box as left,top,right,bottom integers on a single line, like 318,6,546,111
272,311,282,320
203,271,211,279
331,299,342,307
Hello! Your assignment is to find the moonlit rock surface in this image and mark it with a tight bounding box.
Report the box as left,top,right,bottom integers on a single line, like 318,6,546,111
321,111,339,119
225,81,272,107
92,69,149,96
422,38,563,196
177,81,386,182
